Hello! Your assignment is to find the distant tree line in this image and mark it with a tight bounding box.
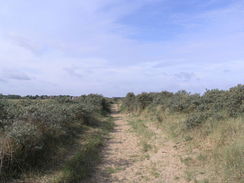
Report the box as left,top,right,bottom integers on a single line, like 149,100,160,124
0,94,84,100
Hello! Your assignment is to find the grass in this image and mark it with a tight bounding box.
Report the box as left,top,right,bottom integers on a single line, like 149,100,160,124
181,116,244,182
191,116,244,182
194,178,209,183
104,167,124,174
128,119,154,139
185,170,195,182
55,133,103,182
131,106,244,183
150,163,160,178
213,138,244,182
127,118,154,152
196,153,207,161
180,157,194,166
53,116,114,183
155,111,244,182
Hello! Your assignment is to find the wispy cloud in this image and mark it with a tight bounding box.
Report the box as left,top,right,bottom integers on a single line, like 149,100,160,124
0,70,31,81
0,0,243,96
174,72,197,81
7,73,31,81
8,33,47,56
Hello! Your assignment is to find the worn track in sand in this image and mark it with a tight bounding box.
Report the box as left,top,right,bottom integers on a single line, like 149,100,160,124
87,106,187,183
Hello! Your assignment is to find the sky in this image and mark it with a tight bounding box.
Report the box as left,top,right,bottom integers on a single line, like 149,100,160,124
0,0,243,97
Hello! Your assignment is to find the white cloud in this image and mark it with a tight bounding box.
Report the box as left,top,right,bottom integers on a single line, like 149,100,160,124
0,0,243,96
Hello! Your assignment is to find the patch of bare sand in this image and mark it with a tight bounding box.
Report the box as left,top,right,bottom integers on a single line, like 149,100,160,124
86,112,141,183
87,108,188,183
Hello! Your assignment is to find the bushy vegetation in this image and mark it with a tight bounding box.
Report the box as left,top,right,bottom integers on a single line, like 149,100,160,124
122,84,244,128
0,94,111,181
122,84,244,182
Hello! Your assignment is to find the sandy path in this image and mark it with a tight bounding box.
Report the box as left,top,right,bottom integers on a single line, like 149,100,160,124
87,107,187,183
86,107,142,183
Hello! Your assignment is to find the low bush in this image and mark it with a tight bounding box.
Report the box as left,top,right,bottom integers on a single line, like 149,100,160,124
0,94,111,181
184,112,210,129
122,84,244,126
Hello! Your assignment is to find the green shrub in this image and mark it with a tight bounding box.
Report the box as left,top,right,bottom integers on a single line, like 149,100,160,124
0,94,111,180
0,100,8,129
184,112,211,129
122,84,244,128
121,92,136,112
225,85,244,116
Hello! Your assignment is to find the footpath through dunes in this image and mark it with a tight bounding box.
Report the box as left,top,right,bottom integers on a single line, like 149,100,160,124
86,105,187,183
86,105,141,183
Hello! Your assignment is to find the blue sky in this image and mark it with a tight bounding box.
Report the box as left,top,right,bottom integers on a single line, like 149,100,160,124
0,0,243,97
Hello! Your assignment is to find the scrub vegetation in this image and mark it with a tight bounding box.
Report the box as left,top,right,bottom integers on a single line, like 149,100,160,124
0,84,243,183
0,94,112,182
122,84,244,182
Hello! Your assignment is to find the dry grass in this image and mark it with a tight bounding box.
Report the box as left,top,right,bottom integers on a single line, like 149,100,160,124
127,117,154,152
0,136,15,180
135,107,244,182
